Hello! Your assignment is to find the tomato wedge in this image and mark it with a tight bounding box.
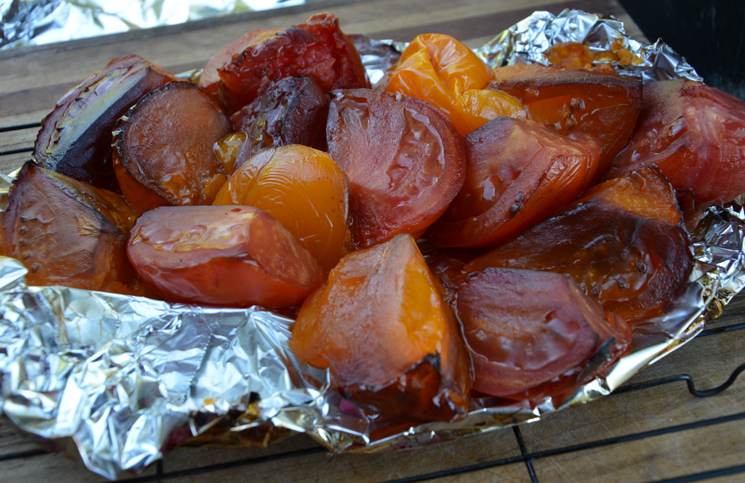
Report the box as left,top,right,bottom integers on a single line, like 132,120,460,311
606,80,745,217
456,267,631,399
426,116,602,248
290,234,471,420
127,206,324,308
1,162,140,294
327,89,466,248
465,166,693,324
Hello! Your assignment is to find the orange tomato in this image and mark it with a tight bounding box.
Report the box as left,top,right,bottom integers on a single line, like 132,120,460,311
386,33,525,136
213,145,350,272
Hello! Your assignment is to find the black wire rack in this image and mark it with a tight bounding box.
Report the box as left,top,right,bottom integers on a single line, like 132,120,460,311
1,121,744,483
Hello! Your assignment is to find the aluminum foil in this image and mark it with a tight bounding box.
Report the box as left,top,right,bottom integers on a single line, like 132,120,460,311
1,0,304,50
1,9,742,481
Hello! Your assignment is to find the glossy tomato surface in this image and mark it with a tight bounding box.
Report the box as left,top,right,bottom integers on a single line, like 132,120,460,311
1,162,139,293
327,89,466,249
290,234,471,420
456,268,631,399
606,80,745,215
386,33,525,136
114,82,231,212
426,117,602,248
465,166,693,324
213,145,349,273
127,206,324,308
489,63,641,178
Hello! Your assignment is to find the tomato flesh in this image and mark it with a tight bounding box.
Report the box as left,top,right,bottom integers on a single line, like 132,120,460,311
290,234,471,420
327,89,466,249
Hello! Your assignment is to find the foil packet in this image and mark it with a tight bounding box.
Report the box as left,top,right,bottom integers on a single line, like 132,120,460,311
0,9,739,481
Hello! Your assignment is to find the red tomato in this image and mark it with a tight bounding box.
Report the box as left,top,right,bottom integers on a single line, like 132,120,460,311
426,117,602,248
456,268,631,399
327,89,466,249
606,80,745,216
127,206,324,308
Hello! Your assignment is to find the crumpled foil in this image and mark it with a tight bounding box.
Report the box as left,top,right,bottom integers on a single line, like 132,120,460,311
0,9,741,481
1,0,303,50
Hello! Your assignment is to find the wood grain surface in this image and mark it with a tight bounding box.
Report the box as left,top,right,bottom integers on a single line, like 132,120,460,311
1,0,743,482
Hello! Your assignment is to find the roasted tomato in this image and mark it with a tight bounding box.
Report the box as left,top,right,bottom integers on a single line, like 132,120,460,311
606,80,745,217
1,162,141,294
127,206,324,308
386,33,525,136
214,13,369,113
465,166,693,324
230,76,330,168
456,267,631,399
199,28,283,97
34,55,178,191
327,89,466,248
489,63,641,178
544,41,640,74
426,117,602,248
290,234,471,420
113,82,231,214
213,145,350,273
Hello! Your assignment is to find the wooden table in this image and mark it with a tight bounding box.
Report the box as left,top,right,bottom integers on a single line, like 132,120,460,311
1,0,744,481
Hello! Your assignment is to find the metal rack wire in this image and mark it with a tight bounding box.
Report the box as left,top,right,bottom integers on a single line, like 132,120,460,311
1,121,744,483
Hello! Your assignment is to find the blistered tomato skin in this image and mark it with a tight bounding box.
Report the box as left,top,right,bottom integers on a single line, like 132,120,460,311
213,145,350,273
216,13,369,113
1,162,139,293
290,234,471,420
456,268,631,399
489,63,641,179
127,206,325,308
327,89,466,249
386,34,526,136
465,166,693,324
426,117,602,248
34,55,178,191
606,80,745,216
114,82,231,211
230,76,330,168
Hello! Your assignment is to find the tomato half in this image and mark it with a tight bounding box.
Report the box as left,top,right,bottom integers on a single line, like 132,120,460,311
327,89,466,249
426,117,602,248
290,234,471,420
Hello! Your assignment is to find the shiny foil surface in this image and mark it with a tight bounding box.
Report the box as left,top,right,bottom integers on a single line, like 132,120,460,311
0,9,741,481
